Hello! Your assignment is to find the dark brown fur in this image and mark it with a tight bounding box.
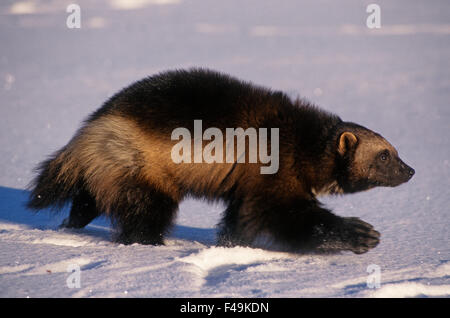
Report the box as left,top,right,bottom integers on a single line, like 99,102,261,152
27,68,414,253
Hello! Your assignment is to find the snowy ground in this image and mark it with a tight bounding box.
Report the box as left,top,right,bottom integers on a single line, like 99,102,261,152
0,0,449,297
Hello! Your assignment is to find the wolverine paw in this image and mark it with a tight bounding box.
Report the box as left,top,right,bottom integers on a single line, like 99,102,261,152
313,217,380,254
340,217,380,254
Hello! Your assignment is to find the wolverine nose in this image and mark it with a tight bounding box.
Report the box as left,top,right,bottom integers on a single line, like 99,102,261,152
408,167,415,178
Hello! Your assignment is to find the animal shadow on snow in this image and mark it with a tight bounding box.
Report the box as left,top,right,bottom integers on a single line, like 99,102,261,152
0,185,216,246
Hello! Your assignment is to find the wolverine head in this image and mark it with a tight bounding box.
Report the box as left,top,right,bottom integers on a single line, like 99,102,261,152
335,123,415,193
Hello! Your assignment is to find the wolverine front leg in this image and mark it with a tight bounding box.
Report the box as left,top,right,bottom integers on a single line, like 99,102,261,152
325,216,381,254
224,197,380,254
272,199,380,254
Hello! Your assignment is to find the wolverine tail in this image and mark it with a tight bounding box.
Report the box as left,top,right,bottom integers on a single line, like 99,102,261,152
27,144,83,211
26,114,150,213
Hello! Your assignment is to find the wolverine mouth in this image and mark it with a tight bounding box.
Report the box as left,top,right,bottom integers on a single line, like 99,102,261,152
378,177,411,187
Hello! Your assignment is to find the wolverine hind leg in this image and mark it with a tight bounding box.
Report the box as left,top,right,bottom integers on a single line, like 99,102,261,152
112,181,179,245
61,188,101,229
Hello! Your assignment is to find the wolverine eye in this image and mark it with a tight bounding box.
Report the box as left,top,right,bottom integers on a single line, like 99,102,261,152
379,151,389,161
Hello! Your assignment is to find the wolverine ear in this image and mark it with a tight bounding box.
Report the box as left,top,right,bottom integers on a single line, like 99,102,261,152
338,132,358,156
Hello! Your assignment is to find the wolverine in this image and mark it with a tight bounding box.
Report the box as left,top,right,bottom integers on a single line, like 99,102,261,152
27,68,415,254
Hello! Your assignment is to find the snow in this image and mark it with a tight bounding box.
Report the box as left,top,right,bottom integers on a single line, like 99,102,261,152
0,0,449,297
372,282,450,298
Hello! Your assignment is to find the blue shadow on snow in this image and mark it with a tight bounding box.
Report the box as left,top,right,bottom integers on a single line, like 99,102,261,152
0,185,216,245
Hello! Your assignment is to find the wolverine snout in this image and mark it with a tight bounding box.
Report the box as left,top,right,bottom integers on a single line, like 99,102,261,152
407,167,415,179
393,159,415,185
400,160,415,181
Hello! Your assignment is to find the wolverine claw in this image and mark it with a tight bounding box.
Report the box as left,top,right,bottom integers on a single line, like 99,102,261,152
341,217,380,254
312,217,380,254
